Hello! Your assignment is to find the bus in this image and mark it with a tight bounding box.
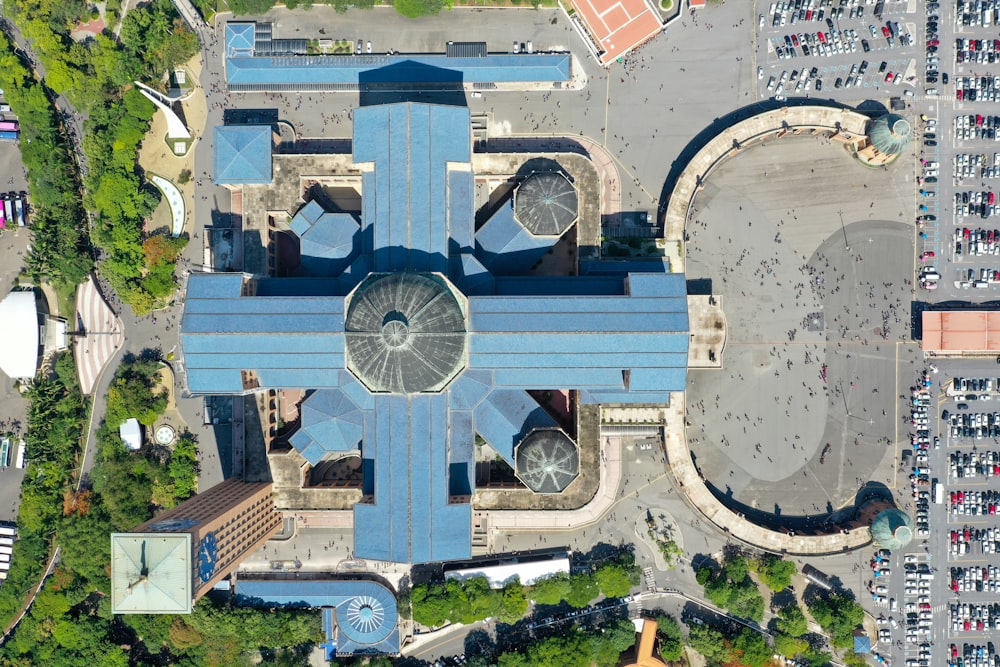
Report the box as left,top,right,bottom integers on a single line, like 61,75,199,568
14,197,25,227
15,439,25,468
0,546,13,556
2,199,12,227
934,481,944,504
0,526,18,538
0,439,9,467
0,121,19,132
0,538,14,547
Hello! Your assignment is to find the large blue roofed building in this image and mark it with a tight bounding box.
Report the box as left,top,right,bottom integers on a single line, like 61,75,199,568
182,101,689,564
223,22,572,91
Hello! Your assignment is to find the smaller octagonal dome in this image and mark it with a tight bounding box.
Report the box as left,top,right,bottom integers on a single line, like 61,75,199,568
515,428,579,494
870,508,914,550
869,114,911,155
514,172,578,237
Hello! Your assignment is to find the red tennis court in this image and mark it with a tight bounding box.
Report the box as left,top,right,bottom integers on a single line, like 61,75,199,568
572,0,664,65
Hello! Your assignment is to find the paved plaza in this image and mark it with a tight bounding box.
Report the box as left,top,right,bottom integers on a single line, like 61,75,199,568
684,134,921,521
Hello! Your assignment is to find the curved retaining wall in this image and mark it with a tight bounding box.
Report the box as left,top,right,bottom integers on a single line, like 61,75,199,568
664,105,871,249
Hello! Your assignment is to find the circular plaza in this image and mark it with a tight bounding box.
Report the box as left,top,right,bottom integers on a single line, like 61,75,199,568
668,105,921,543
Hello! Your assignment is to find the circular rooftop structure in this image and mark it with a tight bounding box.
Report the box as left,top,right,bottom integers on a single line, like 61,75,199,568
514,172,579,237
344,273,467,394
333,581,399,648
515,428,580,494
869,114,911,155
870,507,915,550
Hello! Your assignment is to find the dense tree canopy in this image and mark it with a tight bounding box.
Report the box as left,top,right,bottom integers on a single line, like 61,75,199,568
701,555,766,622
807,592,865,649
752,554,797,592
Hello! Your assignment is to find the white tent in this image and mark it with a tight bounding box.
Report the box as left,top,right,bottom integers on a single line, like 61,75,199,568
120,418,143,451
0,291,39,379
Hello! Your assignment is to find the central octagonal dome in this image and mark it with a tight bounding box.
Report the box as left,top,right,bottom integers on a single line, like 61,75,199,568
344,273,467,394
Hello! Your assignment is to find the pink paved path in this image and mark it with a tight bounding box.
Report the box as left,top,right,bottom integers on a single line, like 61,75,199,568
74,277,124,395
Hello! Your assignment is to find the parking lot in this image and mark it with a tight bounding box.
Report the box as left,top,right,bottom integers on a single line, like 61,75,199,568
914,0,1000,300
757,0,921,100
865,357,1000,667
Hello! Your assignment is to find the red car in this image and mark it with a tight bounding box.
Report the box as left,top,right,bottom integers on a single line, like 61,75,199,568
792,34,800,46
928,39,940,46
952,645,959,658
977,114,985,126
818,31,826,43
885,72,894,83
882,25,891,37
921,251,935,260
958,89,965,100
805,9,812,20
990,191,996,205
953,579,960,591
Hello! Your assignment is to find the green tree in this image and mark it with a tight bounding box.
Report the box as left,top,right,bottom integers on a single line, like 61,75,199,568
594,562,636,598
654,614,683,661
775,602,809,637
807,592,864,649
531,572,571,605
566,573,598,608
686,623,727,660
393,0,449,17
696,566,713,585
731,627,773,667
227,0,276,14
497,580,528,623
753,554,797,592
774,632,810,659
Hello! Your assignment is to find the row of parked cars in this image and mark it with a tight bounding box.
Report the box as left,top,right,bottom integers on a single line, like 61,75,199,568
954,153,1000,180
955,0,1000,28
773,27,868,59
949,490,1000,516
767,0,872,28
953,191,999,219
947,642,999,667
952,376,998,393
953,114,1000,141
949,450,1000,478
953,228,1000,257
950,603,1000,632
955,76,1000,102
945,411,1000,438
955,38,1000,64
950,566,1000,592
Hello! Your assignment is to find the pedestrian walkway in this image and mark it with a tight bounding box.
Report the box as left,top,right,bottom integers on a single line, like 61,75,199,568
74,276,124,396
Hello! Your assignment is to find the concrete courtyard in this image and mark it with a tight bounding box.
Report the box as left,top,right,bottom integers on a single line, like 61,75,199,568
684,134,922,522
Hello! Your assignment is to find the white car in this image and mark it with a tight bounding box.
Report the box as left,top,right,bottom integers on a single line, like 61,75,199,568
758,66,764,79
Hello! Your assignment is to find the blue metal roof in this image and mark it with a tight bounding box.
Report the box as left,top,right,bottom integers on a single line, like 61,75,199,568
234,578,400,655
355,104,470,273
182,101,691,565
289,388,365,463
473,389,556,464
225,23,255,55
475,201,555,275
213,126,272,185
226,53,571,88
354,395,471,563
290,202,360,276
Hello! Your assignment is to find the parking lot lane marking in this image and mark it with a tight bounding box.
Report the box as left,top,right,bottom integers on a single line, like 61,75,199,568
603,74,610,148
